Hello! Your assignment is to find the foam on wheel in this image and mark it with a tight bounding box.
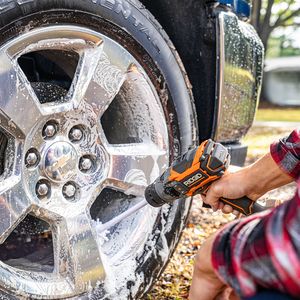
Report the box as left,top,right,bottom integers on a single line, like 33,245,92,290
0,1,198,299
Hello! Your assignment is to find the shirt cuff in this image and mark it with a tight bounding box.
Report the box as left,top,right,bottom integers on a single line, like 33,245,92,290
270,139,300,180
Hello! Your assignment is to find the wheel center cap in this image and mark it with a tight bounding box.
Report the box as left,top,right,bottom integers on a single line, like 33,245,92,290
44,142,77,182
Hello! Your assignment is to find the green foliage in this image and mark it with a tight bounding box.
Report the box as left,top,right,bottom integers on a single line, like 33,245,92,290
259,0,300,26
266,34,300,58
251,0,300,54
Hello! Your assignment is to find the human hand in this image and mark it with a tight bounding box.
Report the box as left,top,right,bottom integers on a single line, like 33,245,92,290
189,232,240,300
202,153,294,214
202,165,251,214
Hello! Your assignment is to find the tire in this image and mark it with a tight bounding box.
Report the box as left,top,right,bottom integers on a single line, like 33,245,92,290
0,1,198,299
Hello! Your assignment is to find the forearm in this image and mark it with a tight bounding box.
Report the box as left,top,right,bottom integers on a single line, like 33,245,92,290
243,152,294,200
246,126,300,197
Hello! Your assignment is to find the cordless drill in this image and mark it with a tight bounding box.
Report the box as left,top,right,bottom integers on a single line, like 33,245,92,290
145,139,267,216
96,140,272,234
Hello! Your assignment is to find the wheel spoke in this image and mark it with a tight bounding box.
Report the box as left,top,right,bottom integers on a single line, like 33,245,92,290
0,52,44,136
0,111,25,139
52,211,105,293
0,179,32,243
83,52,126,118
64,40,124,117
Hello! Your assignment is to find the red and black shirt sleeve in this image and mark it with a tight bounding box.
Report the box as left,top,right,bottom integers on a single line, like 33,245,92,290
270,127,300,180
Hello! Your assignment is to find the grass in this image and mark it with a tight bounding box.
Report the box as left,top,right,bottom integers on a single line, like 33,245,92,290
246,104,300,158
243,126,296,159
255,107,300,122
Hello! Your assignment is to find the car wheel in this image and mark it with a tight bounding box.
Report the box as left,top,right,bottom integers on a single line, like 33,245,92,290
0,1,198,299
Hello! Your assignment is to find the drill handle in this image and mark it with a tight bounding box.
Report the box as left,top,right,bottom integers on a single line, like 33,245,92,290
218,196,268,215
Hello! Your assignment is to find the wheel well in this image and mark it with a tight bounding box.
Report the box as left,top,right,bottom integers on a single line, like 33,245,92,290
140,0,217,142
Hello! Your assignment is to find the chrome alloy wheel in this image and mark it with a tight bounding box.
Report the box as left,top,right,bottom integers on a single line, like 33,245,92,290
0,26,168,298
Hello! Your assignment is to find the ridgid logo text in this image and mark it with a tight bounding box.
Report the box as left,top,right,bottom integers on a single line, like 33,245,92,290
183,173,202,187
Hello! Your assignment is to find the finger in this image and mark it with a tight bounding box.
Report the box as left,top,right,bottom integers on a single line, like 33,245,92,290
205,185,222,212
218,202,225,210
209,200,219,212
222,204,233,214
232,210,240,216
213,204,220,212
207,198,219,212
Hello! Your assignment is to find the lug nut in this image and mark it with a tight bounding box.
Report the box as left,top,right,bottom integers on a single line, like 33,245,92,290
26,152,38,166
63,184,76,198
44,125,56,137
37,183,49,197
69,128,83,142
80,158,92,171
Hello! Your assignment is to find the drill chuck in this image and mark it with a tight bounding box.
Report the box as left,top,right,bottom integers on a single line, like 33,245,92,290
145,180,178,207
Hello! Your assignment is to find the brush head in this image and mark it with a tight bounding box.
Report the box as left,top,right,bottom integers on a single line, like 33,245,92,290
145,180,180,207
124,184,146,198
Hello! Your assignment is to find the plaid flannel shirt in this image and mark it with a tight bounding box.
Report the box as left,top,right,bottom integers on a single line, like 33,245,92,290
211,127,300,298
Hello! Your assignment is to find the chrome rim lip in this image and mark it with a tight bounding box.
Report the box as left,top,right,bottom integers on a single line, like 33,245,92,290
0,25,169,298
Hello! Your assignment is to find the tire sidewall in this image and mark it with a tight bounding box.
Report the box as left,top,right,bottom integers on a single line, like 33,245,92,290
0,1,197,299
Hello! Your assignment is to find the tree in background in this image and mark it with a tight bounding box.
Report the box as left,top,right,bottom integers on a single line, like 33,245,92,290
251,0,300,54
